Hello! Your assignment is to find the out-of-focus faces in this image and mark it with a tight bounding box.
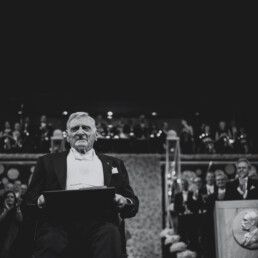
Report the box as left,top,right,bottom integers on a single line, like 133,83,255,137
181,179,189,191
215,175,227,189
5,192,15,206
193,177,202,190
237,161,249,179
206,172,215,185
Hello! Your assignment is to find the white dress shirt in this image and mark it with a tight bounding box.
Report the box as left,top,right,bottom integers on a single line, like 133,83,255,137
237,177,248,199
206,184,214,195
66,148,104,190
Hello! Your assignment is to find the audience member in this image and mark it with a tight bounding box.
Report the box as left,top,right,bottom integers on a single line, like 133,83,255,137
198,124,215,154
187,177,206,254
202,171,216,197
133,115,149,139
235,126,250,154
215,120,233,153
0,121,15,152
0,190,23,258
174,179,195,249
21,116,36,152
225,158,258,200
12,122,23,152
35,115,53,153
180,119,194,154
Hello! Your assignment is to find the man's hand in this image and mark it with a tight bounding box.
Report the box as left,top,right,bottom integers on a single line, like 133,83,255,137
114,194,129,210
37,195,45,208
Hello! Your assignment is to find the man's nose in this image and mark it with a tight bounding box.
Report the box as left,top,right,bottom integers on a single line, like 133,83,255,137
77,127,86,134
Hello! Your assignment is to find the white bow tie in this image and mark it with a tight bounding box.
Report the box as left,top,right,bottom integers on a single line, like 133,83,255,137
72,149,94,161
74,154,92,160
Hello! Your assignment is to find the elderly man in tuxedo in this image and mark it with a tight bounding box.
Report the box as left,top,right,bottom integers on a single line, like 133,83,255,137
225,158,258,200
23,112,139,258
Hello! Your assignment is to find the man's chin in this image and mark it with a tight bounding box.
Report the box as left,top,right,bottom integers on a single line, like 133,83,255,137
75,144,88,149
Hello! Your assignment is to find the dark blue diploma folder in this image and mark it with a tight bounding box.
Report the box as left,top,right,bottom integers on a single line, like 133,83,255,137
42,187,118,223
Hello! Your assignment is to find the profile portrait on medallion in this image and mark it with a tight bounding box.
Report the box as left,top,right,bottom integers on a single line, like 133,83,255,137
232,209,258,250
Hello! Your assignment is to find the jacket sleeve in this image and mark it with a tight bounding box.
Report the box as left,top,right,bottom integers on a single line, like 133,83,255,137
116,160,139,219
23,157,47,206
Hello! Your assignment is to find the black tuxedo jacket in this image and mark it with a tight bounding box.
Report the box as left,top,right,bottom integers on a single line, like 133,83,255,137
225,178,258,200
24,151,139,219
174,191,193,215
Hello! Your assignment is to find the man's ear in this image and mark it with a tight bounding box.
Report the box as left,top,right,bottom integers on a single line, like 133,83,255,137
95,130,99,141
66,131,70,143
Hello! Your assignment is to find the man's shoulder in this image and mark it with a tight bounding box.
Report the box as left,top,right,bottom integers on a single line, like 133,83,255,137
38,151,68,161
249,178,258,185
226,179,238,186
96,152,124,165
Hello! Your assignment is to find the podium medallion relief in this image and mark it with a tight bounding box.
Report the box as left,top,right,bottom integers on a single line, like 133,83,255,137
232,209,258,250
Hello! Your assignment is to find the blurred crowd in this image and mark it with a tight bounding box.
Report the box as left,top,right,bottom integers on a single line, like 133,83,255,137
163,158,258,258
0,114,253,154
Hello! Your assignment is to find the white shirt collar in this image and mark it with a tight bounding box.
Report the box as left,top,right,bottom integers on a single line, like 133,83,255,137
70,148,95,161
218,188,226,194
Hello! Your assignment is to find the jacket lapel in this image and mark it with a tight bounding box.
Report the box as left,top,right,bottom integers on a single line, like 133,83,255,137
52,151,68,189
96,152,113,186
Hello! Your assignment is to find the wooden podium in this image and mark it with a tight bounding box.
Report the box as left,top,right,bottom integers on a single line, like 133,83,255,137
214,200,258,258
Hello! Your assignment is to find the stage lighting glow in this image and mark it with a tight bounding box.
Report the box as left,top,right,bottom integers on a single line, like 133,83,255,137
107,111,113,116
62,111,68,116
151,112,157,116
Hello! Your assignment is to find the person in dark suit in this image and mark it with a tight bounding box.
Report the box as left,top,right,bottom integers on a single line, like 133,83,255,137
225,158,258,200
202,171,216,196
23,112,139,258
205,172,229,258
173,178,195,249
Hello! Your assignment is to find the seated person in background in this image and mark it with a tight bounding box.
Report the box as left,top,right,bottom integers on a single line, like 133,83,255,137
23,112,139,258
205,172,229,258
225,158,258,200
198,124,215,154
35,115,53,153
0,190,23,258
235,127,250,154
215,120,233,153
0,121,15,152
12,122,23,152
180,119,194,154
21,116,37,153
187,177,207,254
133,115,149,139
174,178,195,248
202,171,216,198
207,171,229,210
